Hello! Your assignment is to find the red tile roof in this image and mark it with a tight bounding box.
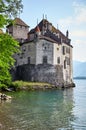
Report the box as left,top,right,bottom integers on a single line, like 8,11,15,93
35,26,40,32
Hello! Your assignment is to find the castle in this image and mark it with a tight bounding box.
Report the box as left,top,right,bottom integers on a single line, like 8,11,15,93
7,17,74,87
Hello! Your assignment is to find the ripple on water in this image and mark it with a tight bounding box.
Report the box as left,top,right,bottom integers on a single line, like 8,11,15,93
0,81,86,130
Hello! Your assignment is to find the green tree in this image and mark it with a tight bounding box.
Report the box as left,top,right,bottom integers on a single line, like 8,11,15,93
0,0,23,88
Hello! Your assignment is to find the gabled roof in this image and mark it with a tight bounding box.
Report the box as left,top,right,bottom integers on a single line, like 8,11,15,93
29,19,67,39
7,18,29,27
29,19,71,45
29,19,48,33
14,18,29,27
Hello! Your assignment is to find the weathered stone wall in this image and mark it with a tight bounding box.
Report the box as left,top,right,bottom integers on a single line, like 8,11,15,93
14,42,36,66
13,25,29,40
7,25,29,40
36,40,53,65
13,64,64,87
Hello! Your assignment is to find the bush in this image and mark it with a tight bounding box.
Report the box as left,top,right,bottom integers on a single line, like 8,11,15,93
10,80,52,91
0,83,8,91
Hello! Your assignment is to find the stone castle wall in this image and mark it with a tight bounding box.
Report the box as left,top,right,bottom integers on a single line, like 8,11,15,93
12,64,64,87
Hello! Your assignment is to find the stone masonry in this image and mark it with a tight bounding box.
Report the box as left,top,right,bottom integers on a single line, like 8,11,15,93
13,64,64,87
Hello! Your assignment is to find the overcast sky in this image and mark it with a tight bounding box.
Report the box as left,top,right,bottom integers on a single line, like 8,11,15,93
21,0,86,62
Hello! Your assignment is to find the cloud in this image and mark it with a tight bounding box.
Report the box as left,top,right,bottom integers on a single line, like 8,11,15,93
73,39,86,44
71,30,86,37
58,17,73,28
58,1,86,28
73,1,86,24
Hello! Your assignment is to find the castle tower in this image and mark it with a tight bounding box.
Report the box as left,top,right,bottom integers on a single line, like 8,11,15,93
34,26,41,42
6,18,29,41
35,26,41,36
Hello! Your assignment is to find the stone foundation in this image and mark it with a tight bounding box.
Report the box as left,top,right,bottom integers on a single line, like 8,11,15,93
11,64,75,88
12,64,64,87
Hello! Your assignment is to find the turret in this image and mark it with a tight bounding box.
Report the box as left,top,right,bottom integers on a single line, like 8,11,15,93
35,26,41,36
34,26,41,42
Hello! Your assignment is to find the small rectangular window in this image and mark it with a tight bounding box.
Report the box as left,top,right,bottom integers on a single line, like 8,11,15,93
28,57,30,64
67,58,70,65
64,60,66,69
28,45,31,51
43,56,47,64
62,46,65,55
65,57,70,65
66,47,70,53
57,57,60,64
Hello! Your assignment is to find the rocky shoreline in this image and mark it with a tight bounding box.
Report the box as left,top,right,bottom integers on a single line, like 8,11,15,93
18,83,75,91
0,93,12,100
0,82,75,101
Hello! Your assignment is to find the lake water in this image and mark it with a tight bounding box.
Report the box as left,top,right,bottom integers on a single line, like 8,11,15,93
0,80,86,130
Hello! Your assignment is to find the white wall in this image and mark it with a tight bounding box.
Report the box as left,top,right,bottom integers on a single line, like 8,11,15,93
14,38,73,84
14,42,36,66
53,43,62,65
36,39,53,65
61,43,73,83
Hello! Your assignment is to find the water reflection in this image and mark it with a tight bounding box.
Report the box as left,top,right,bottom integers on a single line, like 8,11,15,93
72,80,86,130
0,88,75,130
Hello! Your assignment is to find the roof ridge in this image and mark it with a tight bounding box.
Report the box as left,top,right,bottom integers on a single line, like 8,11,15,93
14,17,29,27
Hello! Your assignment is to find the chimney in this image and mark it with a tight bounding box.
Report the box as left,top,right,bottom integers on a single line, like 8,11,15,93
66,30,69,38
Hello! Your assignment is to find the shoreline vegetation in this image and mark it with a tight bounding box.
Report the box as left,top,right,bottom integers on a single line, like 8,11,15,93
10,80,75,91
0,80,75,92
0,80,75,100
10,81,58,91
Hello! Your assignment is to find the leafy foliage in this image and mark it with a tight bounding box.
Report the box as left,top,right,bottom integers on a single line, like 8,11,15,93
0,0,23,17
0,33,19,86
0,0,23,88
11,81,52,91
